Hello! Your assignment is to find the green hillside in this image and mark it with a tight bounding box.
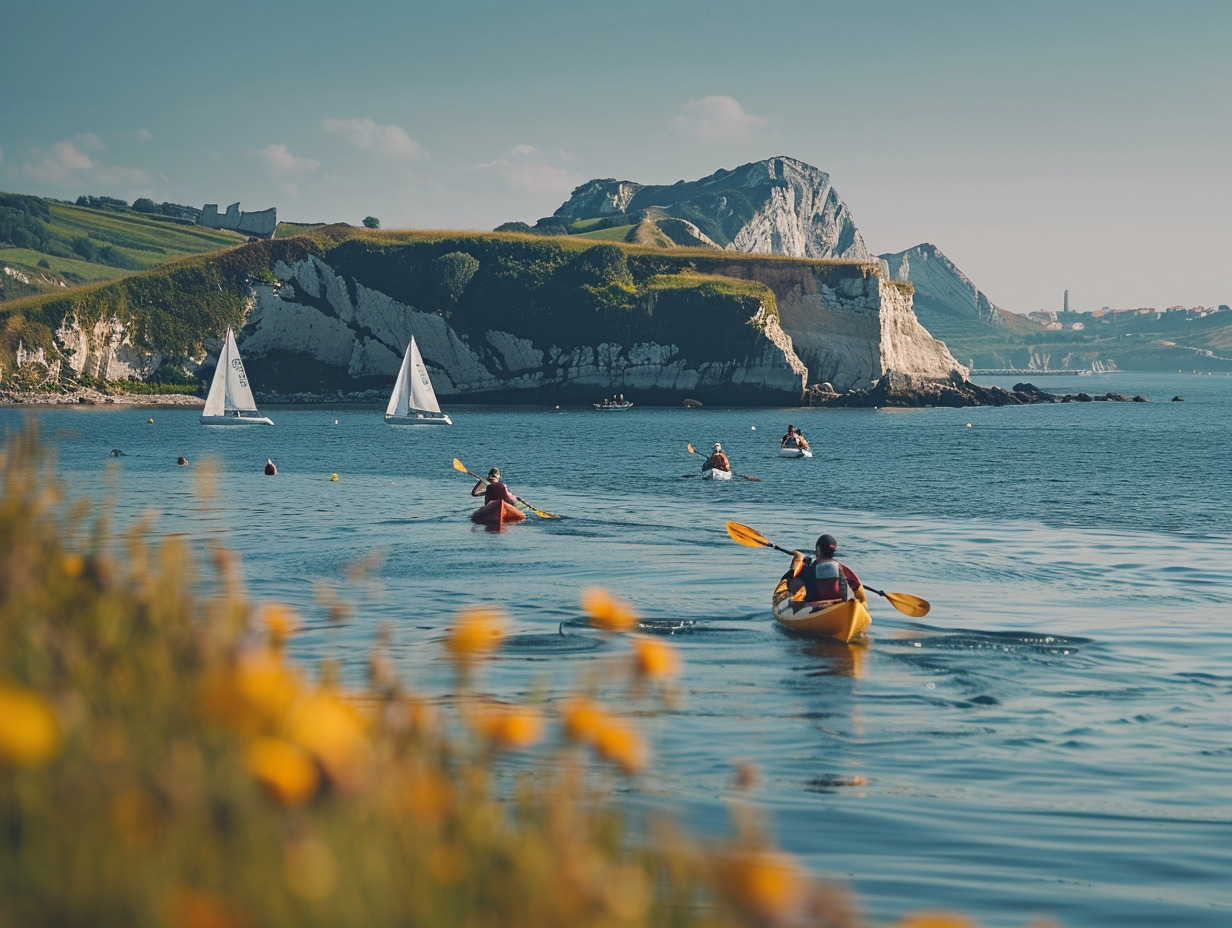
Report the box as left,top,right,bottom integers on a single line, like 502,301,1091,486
0,193,243,301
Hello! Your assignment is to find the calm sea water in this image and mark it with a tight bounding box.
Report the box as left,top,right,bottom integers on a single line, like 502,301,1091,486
4,371,1230,928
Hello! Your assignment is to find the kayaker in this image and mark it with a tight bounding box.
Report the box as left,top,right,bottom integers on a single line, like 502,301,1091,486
785,534,866,604
780,425,797,449
793,427,810,451
472,467,519,507
703,442,731,473
264,459,277,475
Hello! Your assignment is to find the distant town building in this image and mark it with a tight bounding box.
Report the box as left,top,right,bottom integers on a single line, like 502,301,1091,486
1063,290,1069,313
200,202,278,238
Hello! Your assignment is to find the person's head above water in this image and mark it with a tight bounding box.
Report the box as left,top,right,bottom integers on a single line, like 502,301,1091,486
487,467,501,480
815,533,838,558
713,442,722,452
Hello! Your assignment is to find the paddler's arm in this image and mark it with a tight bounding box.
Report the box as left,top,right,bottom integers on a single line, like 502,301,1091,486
843,566,867,603
471,479,487,497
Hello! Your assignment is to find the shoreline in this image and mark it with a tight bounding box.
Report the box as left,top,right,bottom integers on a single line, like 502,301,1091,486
0,388,204,407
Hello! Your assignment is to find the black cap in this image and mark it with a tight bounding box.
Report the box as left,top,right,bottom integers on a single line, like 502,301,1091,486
815,533,838,554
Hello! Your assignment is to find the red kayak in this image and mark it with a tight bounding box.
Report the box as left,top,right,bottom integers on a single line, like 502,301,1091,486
470,500,526,527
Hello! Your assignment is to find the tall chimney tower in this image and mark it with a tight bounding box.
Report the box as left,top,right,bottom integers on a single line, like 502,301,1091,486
1064,290,1069,313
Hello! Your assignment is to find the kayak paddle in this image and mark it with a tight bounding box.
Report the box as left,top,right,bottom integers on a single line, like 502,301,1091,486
724,521,931,617
451,458,561,519
686,443,760,482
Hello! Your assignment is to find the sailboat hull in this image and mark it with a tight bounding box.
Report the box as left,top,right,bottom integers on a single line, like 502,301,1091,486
385,413,452,426
201,414,274,426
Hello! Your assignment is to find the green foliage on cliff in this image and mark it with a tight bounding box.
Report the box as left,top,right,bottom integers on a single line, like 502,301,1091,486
1,223,876,389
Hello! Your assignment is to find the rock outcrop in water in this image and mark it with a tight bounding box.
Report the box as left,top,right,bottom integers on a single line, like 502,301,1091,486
806,373,1148,407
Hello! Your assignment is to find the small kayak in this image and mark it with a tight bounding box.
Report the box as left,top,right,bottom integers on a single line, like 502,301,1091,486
779,446,813,458
701,468,733,481
470,500,526,526
771,577,870,642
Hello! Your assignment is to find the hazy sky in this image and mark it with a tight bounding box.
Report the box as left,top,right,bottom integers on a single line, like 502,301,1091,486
3,0,1227,312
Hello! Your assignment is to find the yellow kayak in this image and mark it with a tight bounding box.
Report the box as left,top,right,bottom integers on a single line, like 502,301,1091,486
771,577,871,642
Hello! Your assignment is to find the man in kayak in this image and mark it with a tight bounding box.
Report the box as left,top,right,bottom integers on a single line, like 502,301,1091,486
472,467,519,507
702,442,731,474
785,534,866,604
780,425,810,451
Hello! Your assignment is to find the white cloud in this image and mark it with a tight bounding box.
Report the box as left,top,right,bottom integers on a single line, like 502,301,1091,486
672,95,768,143
466,145,581,195
135,128,153,143
322,117,422,160
503,163,581,196
247,143,320,195
74,132,104,152
22,140,95,183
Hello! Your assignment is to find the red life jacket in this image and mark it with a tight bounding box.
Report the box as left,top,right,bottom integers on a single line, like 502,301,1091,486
484,481,515,505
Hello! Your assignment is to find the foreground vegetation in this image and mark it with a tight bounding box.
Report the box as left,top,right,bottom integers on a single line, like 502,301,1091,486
0,426,995,928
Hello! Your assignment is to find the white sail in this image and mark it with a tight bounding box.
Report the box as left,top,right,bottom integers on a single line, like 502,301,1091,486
406,337,442,414
385,338,413,417
385,336,451,424
201,327,272,425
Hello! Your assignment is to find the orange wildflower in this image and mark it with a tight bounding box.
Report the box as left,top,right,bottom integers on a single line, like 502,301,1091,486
580,587,638,633
284,690,370,790
896,916,980,928
0,683,61,768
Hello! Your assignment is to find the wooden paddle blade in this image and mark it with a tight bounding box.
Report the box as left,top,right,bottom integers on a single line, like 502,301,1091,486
687,442,696,454
736,473,761,482
452,458,469,473
726,521,772,548
884,591,931,617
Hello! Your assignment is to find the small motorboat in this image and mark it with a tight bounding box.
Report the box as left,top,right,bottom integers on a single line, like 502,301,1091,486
594,401,633,410
701,468,733,481
470,500,526,527
771,577,870,642
779,445,813,458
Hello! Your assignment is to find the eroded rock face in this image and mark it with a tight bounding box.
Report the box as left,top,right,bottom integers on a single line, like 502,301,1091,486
241,256,808,404
54,313,164,381
552,156,872,261
880,243,1007,333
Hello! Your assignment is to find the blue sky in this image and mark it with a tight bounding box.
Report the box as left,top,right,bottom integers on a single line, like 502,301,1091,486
2,0,1227,312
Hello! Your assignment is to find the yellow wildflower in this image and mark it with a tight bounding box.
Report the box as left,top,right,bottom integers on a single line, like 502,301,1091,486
561,697,608,745
444,607,507,662
592,717,647,774
244,737,321,806
0,683,61,768
715,847,810,925
469,699,544,750
258,603,300,646
581,587,639,633
284,690,370,790
632,634,680,679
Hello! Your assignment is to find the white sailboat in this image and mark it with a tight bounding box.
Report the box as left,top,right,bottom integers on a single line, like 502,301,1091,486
200,327,273,426
385,336,452,425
